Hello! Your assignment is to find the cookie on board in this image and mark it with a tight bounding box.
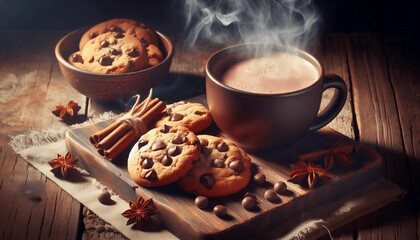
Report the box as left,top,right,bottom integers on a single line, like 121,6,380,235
178,135,252,197
155,101,213,133
127,125,201,187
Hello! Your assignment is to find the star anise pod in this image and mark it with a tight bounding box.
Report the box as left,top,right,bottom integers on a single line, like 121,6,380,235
52,101,81,119
288,161,332,188
121,196,157,226
324,143,354,170
48,152,78,177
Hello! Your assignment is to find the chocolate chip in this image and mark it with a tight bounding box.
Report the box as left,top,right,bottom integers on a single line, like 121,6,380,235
126,48,139,57
199,138,209,146
89,32,98,39
145,170,157,182
109,48,121,55
201,146,212,156
229,160,244,173
216,142,229,152
71,54,83,63
114,32,124,39
199,174,215,189
167,146,181,156
138,139,148,150
264,189,279,203
194,111,206,116
99,56,113,66
242,196,256,210
172,134,186,144
141,38,149,47
194,196,208,209
100,40,109,48
170,113,184,121
151,141,166,151
160,124,170,133
274,181,287,194
141,158,153,169
253,173,266,185
109,26,123,33
211,158,225,168
88,56,94,63
213,205,227,218
161,155,172,166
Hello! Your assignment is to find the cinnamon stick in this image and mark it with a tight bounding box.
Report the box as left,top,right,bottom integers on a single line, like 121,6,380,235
103,101,165,160
97,123,132,149
104,130,137,161
89,98,156,145
90,121,122,145
90,96,166,161
142,101,166,124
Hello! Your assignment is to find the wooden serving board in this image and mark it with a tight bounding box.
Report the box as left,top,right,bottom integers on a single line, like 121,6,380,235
66,116,382,239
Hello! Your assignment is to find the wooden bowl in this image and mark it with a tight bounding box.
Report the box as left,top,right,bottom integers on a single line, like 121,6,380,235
55,27,173,101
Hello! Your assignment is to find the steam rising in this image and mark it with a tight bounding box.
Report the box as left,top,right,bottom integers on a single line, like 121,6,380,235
184,0,319,50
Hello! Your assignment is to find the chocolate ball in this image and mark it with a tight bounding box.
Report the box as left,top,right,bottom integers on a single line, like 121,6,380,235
274,181,287,194
98,189,111,204
213,205,227,218
253,173,266,185
242,196,256,210
264,189,279,203
194,196,209,209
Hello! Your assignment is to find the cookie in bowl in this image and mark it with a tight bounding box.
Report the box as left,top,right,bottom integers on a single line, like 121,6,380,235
55,19,174,101
81,32,148,74
79,18,158,51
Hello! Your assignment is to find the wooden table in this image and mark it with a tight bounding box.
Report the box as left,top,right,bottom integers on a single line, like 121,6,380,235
0,13,419,240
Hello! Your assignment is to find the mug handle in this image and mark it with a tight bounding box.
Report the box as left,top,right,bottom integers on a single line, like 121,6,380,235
309,73,347,131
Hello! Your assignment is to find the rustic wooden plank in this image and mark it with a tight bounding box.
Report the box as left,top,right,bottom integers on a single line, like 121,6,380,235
346,33,417,239
383,34,420,238
67,120,382,239
0,30,86,240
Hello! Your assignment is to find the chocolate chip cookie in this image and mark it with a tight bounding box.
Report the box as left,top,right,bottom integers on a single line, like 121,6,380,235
127,125,201,187
79,18,158,51
147,44,163,66
81,32,148,74
155,101,213,133
178,135,252,197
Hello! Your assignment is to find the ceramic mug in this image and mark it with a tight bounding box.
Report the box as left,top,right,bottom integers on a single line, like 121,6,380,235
205,43,347,150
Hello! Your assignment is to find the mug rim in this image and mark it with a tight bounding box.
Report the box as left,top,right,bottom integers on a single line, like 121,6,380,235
205,42,325,97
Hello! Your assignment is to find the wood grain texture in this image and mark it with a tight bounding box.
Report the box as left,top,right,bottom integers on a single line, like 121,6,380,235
0,30,85,240
346,33,418,240
382,35,420,239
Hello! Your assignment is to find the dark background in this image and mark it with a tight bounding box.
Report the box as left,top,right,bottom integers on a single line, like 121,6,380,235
0,0,417,34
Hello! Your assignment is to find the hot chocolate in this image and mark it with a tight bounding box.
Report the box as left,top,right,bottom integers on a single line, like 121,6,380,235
220,52,319,94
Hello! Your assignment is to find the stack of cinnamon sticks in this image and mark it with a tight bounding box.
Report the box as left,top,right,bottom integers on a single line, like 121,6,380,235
90,95,166,161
